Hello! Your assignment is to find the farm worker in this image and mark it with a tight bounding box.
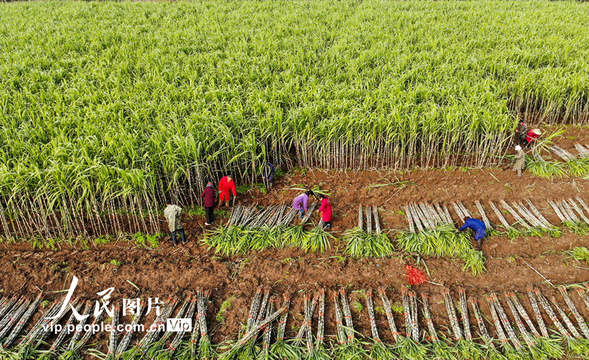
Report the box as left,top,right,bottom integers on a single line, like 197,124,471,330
201,182,215,225
523,128,542,146
265,162,275,190
293,190,314,219
512,145,526,177
218,175,237,207
458,217,486,251
318,194,332,229
516,120,528,145
164,204,186,245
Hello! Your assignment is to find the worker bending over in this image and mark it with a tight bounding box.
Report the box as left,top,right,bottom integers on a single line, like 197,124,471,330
458,217,486,251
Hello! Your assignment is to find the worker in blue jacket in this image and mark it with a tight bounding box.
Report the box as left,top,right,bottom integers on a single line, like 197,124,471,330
458,217,486,251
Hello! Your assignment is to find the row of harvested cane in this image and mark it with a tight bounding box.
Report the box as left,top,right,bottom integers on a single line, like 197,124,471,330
3,285,589,359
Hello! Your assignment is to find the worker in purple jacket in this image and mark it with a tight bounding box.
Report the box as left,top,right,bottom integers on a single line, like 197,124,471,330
293,190,314,219
458,217,486,251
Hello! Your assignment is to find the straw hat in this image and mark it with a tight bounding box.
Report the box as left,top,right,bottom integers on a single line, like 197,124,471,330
515,145,522,151
532,129,542,135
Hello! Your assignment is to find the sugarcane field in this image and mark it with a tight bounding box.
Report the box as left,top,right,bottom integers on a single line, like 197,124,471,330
3,0,589,359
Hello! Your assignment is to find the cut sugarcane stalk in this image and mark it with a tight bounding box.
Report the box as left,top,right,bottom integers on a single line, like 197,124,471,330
443,288,463,341
526,200,553,228
316,289,325,348
469,297,495,348
500,200,531,229
534,288,571,338
507,292,540,338
475,200,493,230
366,289,380,342
527,288,549,338
549,200,567,223
340,288,355,342
489,201,512,229
373,206,381,235
247,286,263,332
550,295,582,339
366,206,372,234
458,288,472,341
333,291,346,345
358,205,363,231
409,291,419,342
491,293,522,349
378,288,400,343
559,286,589,339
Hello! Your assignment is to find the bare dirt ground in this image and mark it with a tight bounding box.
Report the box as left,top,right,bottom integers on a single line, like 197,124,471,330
1,126,589,347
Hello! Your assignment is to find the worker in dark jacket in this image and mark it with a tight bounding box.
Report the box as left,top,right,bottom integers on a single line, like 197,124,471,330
458,217,486,251
201,182,216,225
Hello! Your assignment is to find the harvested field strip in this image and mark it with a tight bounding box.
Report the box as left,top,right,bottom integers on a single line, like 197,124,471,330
203,197,589,274
1,286,589,359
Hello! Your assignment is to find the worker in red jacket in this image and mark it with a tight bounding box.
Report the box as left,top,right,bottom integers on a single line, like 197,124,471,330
201,182,216,225
318,194,332,229
523,128,541,146
218,175,237,207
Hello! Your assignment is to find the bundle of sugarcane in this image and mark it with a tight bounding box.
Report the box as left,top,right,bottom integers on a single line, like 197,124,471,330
575,144,589,157
510,201,557,237
394,288,426,360
0,293,42,360
119,298,176,359
309,289,330,360
549,199,589,235
332,288,367,360
0,297,30,342
219,305,285,360
558,286,589,340
13,297,69,360
145,297,192,359
115,300,146,357
221,288,268,359
575,286,589,313
486,294,521,358
533,287,589,356
34,301,83,360
526,153,567,179
258,297,276,360
269,293,298,360
343,206,394,258
468,297,504,360
197,289,216,360
550,145,589,177
444,288,483,360
499,200,537,237
489,200,523,239
365,289,393,360
293,293,316,356
60,308,106,360
504,292,563,360
421,294,455,360
399,202,486,275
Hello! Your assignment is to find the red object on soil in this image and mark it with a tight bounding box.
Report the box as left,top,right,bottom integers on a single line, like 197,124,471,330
405,265,427,286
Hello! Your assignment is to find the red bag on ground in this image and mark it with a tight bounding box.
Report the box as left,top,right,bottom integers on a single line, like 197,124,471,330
405,265,427,286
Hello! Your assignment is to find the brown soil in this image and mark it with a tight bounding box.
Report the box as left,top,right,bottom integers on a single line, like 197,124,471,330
2,126,589,351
